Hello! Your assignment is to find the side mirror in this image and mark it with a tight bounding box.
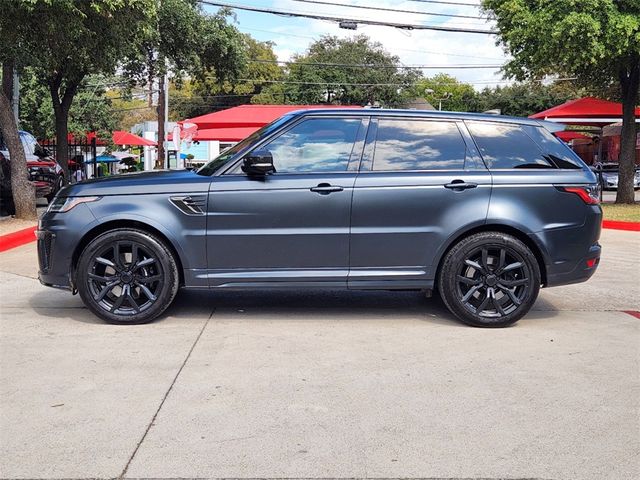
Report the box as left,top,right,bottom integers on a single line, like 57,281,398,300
242,149,275,176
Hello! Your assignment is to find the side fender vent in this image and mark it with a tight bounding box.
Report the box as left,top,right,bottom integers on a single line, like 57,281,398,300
170,195,206,215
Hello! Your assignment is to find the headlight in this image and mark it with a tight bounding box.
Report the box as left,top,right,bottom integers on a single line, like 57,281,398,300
47,196,100,213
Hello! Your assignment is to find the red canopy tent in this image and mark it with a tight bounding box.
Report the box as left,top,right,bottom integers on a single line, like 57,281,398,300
530,97,640,126
554,131,591,143
193,126,261,142
184,104,362,130
112,130,156,147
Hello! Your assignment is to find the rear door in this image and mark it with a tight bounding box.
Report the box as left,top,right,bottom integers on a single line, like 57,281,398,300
349,116,491,289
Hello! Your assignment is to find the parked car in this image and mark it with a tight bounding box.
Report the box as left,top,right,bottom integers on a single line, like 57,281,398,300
590,162,640,190
38,109,602,327
0,131,62,213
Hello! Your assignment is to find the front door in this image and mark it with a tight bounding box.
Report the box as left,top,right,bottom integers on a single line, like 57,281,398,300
349,116,492,289
206,116,368,288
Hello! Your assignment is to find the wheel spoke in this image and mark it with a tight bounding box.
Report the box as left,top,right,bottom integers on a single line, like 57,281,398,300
95,280,119,302
481,248,489,271
89,273,118,283
500,261,523,274
464,259,486,274
498,248,506,270
461,284,482,303
130,244,139,267
137,274,162,285
475,294,491,314
95,257,116,269
135,283,157,302
114,243,125,270
127,292,140,313
457,275,481,286
110,284,128,312
492,296,506,316
498,285,522,306
134,257,155,270
499,278,528,288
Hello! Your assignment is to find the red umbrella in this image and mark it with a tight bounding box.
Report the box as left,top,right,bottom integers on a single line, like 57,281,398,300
112,130,156,147
193,126,261,142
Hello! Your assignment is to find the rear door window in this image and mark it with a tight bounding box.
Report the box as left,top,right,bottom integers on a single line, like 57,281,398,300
371,118,466,171
466,121,554,169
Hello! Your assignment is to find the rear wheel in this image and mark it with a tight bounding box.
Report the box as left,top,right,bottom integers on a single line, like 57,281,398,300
438,232,540,327
76,229,179,324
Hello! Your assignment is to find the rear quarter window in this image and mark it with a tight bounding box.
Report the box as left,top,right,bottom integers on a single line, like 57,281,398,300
466,121,554,169
522,125,584,169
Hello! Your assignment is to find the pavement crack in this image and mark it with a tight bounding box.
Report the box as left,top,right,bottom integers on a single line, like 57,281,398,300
118,309,215,479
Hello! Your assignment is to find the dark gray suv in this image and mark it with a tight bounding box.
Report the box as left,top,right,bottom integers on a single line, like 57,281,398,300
38,109,602,327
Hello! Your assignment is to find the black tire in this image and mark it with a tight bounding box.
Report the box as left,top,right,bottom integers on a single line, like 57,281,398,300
76,228,179,324
438,232,541,328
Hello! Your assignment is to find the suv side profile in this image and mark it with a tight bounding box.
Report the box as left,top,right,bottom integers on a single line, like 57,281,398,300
37,109,602,327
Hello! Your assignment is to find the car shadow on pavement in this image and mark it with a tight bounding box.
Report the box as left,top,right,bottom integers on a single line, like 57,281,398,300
28,287,560,327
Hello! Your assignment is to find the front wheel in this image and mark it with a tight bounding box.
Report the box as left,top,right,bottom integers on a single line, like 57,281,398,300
76,229,179,324
438,232,541,327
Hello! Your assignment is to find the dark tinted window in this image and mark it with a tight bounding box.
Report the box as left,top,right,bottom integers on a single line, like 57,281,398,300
523,125,583,169
467,121,553,169
372,119,466,171
262,117,360,173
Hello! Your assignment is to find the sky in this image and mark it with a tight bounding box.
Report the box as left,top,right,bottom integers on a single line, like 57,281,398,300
200,0,512,91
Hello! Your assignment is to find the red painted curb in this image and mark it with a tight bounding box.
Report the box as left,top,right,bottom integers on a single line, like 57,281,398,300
623,311,640,320
0,226,37,253
602,220,640,231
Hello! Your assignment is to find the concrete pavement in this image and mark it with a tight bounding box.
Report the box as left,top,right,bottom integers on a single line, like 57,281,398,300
0,229,638,480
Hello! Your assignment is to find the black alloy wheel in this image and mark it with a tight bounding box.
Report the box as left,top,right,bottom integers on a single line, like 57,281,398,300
77,229,179,324
438,232,540,327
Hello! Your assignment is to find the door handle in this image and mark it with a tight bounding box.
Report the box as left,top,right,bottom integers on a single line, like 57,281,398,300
444,180,478,190
310,183,344,194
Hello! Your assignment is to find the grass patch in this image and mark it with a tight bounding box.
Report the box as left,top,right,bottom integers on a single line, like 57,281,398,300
601,203,640,222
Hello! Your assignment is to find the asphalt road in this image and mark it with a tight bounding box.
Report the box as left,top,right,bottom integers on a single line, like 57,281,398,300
0,229,638,480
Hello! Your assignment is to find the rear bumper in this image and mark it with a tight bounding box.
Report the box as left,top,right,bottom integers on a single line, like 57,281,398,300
545,242,601,287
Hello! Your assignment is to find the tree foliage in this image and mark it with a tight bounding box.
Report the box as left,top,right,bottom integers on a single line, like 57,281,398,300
283,35,421,107
412,74,476,112
483,0,640,203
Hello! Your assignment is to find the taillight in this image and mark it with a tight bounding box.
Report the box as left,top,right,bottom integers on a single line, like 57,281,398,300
557,185,600,205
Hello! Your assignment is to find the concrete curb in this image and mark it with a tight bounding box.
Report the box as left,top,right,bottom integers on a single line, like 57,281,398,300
0,226,37,253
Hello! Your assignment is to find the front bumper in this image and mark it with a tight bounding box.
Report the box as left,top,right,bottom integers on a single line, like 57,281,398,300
37,203,98,290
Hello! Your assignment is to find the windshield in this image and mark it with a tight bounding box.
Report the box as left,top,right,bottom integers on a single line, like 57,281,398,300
196,115,294,176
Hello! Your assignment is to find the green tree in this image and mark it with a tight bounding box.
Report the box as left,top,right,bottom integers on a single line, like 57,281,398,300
284,35,421,107
469,81,582,117
412,74,476,111
170,35,284,119
19,70,116,141
123,1,246,165
0,0,156,186
483,0,640,204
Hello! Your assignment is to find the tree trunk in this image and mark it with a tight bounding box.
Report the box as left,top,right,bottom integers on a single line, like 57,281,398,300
0,63,36,220
616,61,639,204
53,110,71,182
156,73,166,169
49,76,79,183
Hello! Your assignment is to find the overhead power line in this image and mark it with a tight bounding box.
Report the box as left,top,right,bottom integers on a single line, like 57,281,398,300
199,1,496,35
241,26,506,60
290,0,487,21
408,0,482,7
248,59,503,69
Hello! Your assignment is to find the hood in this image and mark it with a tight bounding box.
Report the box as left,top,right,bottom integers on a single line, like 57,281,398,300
59,169,211,197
